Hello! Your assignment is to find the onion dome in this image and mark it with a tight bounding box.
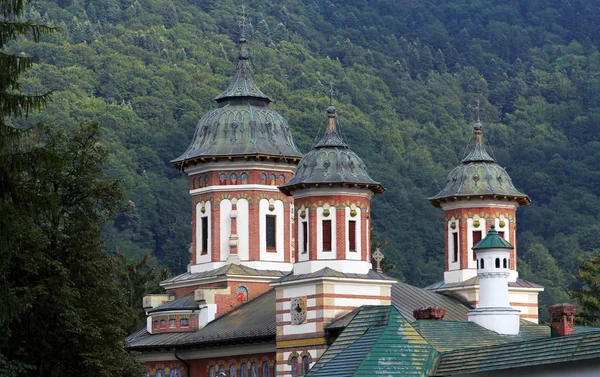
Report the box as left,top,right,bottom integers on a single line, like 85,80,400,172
279,100,384,195
429,122,529,207
172,33,302,167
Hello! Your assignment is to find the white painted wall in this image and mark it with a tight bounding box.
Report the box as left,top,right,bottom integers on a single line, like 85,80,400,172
195,201,211,264
259,199,285,262
298,208,309,262
219,199,232,261
237,199,249,261
448,219,460,271
345,207,361,260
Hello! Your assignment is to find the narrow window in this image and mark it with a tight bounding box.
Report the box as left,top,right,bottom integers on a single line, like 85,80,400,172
452,232,459,262
348,221,357,252
503,258,507,268
508,259,510,269
302,356,310,375
302,222,308,254
266,215,276,249
201,217,209,254
495,258,500,268
322,220,332,251
472,230,482,260
481,258,485,269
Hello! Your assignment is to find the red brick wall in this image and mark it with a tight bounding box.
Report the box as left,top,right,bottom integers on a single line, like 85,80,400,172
188,351,275,377
293,194,371,262
443,206,517,273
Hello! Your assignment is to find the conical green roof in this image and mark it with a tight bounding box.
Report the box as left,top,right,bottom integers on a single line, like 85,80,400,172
279,101,383,195
473,225,513,250
429,122,529,207
172,35,302,167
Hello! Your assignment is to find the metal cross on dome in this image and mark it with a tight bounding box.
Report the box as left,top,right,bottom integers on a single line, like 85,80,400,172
372,248,384,273
472,98,482,123
238,5,250,38
328,81,338,105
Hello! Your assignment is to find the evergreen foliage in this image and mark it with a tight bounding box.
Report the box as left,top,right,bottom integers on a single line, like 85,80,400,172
571,250,600,325
1,1,142,374
8,0,600,318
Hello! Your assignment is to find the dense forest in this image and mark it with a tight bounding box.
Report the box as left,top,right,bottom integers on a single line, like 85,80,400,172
10,0,600,317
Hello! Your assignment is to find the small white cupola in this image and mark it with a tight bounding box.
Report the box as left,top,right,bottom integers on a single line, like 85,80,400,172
468,225,521,335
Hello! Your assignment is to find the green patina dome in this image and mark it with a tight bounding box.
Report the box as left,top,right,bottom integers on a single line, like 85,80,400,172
279,101,384,195
429,122,529,207
172,35,302,167
473,225,513,250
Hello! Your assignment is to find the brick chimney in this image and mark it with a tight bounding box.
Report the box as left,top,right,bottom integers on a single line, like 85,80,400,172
548,303,576,337
414,306,446,320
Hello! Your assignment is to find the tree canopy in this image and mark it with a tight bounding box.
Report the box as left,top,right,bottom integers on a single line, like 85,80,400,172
7,0,600,319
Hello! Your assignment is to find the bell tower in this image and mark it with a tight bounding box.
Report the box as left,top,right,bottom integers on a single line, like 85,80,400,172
273,99,395,377
429,120,543,322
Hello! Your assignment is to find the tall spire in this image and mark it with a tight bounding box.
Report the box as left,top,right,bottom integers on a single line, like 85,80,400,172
214,7,270,102
461,111,495,163
315,84,347,148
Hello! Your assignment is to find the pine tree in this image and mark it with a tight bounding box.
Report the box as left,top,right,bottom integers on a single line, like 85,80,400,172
0,1,142,375
571,250,600,325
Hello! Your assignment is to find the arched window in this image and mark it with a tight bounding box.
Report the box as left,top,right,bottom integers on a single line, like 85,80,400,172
476,259,479,269
250,363,258,377
290,357,299,377
241,363,248,377
262,362,270,377
230,364,237,377
301,356,310,375
480,259,485,269
503,258,507,268
495,258,500,268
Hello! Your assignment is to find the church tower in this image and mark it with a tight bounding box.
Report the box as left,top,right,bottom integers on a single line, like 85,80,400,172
163,30,302,316
428,121,543,322
273,100,395,377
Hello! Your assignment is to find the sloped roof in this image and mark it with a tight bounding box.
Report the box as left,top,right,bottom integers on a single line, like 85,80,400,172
392,281,471,321
412,320,550,352
126,289,275,350
273,267,394,284
433,329,600,376
306,306,438,377
147,294,199,314
161,264,287,287
426,277,543,291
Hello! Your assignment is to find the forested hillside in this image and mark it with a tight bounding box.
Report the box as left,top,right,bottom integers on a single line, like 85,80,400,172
11,0,600,316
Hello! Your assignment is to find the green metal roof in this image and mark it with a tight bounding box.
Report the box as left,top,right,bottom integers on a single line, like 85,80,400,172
472,225,513,250
172,35,302,166
411,320,549,352
433,329,600,376
307,306,438,377
429,122,529,207
279,102,384,195
392,281,471,321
